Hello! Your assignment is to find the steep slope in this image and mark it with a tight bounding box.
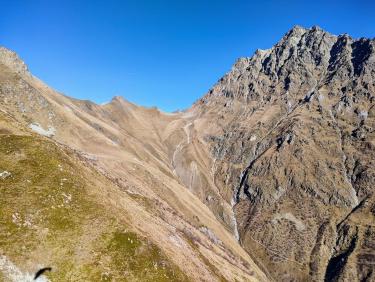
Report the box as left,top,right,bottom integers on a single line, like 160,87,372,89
191,26,375,281
0,112,189,281
0,47,267,281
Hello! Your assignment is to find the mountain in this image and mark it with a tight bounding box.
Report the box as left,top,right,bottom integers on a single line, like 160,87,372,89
0,49,265,281
191,25,375,281
0,25,374,281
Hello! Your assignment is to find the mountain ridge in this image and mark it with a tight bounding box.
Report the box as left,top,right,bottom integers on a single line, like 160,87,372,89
0,37,267,281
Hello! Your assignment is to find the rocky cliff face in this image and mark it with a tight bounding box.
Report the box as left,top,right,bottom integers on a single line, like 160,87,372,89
191,26,375,281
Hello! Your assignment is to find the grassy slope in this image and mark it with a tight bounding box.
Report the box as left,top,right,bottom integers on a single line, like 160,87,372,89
0,116,189,281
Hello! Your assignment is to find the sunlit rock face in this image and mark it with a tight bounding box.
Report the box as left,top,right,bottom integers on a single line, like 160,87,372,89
192,26,375,281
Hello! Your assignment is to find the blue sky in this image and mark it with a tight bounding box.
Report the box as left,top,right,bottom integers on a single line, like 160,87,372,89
1,0,374,112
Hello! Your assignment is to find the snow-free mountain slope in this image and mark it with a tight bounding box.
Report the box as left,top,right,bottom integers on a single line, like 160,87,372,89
192,25,375,281
0,43,266,281
0,25,374,281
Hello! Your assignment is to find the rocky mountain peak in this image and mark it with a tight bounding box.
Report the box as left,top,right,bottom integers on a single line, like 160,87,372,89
111,95,127,103
108,95,137,110
193,25,375,281
200,26,374,104
0,47,30,75
280,24,308,45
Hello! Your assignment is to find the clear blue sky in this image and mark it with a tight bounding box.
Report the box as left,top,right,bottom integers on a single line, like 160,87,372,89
1,0,374,112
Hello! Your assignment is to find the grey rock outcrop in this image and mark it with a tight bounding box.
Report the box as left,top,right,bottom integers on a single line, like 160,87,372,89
193,25,375,281
0,47,30,75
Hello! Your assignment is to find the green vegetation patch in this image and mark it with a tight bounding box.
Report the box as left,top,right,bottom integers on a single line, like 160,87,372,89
0,133,188,281
0,135,95,256
99,230,189,281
